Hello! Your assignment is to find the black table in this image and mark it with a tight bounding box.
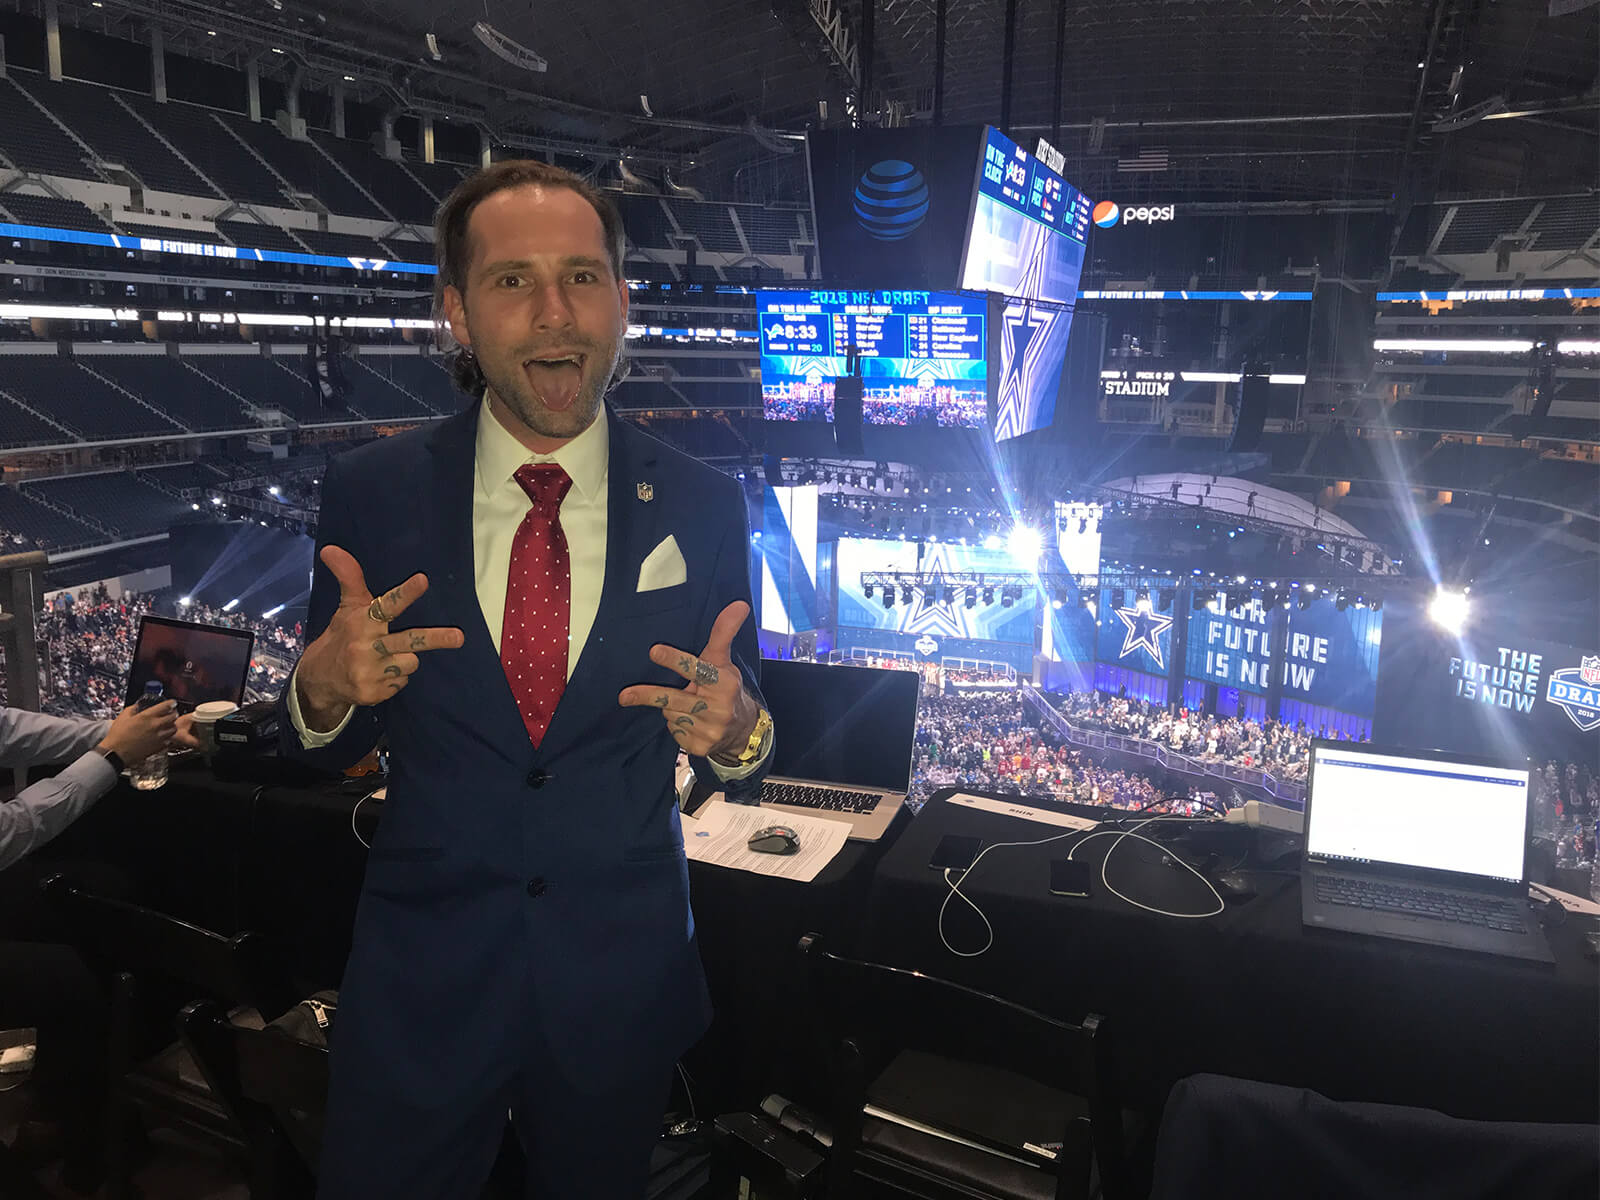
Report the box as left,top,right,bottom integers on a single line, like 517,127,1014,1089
33,756,905,1113
859,789,1598,1125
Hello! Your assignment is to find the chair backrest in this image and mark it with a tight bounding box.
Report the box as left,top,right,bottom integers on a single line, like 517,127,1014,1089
799,932,1127,1200
41,873,298,1019
179,999,329,1197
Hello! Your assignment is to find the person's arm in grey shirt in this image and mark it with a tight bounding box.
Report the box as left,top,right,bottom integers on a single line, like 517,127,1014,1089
0,707,116,872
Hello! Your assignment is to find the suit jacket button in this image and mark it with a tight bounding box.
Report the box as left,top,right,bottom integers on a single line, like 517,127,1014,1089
526,878,547,898
526,769,549,788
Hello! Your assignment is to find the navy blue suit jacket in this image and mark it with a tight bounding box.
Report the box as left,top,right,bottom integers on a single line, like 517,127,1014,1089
278,400,768,1097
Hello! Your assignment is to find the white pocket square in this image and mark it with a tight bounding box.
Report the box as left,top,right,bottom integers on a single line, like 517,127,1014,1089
637,534,687,592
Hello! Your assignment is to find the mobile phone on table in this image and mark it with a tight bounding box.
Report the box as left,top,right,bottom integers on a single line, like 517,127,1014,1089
928,834,982,872
1050,858,1092,897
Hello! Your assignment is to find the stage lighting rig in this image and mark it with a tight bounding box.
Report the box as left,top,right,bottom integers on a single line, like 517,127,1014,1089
965,591,977,610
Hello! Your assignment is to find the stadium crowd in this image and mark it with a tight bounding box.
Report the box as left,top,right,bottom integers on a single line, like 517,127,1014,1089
30,586,303,719
1053,692,1319,783
909,691,1209,814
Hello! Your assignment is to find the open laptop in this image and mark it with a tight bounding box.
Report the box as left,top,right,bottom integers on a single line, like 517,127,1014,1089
752,660,920,841
124,614,255,714
1301,740,1551,964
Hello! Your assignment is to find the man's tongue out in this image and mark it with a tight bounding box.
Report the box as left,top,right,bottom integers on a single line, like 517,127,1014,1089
524,358,584,411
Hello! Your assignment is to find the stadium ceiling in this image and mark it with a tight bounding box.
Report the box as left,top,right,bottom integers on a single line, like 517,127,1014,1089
28,0,1599,202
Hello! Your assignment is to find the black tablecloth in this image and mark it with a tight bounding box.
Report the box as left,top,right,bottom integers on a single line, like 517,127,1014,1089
30,756,901,1113
860,790,1599,1124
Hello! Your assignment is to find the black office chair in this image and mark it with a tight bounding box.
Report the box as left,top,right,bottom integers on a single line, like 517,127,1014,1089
40,873,301,1200
1149,1073,1600,1200
798,933,1127,1200
179,999,328,1199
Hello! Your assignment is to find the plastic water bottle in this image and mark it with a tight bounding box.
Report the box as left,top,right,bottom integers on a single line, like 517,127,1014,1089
127,680,169,791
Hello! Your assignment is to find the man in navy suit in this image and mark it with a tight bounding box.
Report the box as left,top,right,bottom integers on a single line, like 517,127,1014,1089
279,160,774,1198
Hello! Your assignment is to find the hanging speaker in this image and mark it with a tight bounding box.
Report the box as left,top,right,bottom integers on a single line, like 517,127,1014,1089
1229,365,1270,452
833,375,864,456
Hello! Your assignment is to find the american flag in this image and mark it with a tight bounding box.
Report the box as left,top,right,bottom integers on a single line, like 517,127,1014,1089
1117,148,1169,172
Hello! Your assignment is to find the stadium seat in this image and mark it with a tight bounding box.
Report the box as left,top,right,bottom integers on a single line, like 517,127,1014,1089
24,471,195,539
12,76,222,199
0,357,185,441
0,74,100,181
217,220,312,255
89,357,257,433
0,190,118,234
121,96,293,210
310,135,440,227
218,114,388,220
0,484,106,549
666,199,744,253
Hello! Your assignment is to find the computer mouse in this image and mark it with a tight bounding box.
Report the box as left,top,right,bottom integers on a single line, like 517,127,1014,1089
748,825,800,855
1214,870,1257,899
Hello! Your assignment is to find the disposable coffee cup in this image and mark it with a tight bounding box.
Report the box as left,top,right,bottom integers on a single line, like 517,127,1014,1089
190,701,239,756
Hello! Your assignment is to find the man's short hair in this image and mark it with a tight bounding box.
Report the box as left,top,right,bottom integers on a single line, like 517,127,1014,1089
432,160,628,394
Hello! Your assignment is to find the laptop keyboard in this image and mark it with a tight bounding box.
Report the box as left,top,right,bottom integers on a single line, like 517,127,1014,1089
1315,876,1525,932
762,781,883,815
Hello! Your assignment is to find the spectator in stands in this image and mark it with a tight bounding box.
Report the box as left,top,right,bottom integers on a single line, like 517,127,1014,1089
0,696,186,1194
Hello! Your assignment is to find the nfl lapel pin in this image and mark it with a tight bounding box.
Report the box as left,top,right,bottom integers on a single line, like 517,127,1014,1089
636,482,654,502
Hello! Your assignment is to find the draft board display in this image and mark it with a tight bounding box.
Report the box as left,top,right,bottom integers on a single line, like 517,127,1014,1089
759,289,987,427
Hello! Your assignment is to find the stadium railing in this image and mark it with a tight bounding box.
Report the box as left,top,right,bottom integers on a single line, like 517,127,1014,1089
1020,684,1307,808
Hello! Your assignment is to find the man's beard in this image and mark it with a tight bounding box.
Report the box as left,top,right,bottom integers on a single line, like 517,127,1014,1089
475,330,624,442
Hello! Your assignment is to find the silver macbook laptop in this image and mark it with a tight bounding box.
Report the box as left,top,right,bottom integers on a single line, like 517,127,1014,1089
1301,740,1551,964
753,660,920,841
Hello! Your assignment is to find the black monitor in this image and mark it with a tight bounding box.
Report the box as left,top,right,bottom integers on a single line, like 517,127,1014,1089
124,615,255,712
758,659,920,792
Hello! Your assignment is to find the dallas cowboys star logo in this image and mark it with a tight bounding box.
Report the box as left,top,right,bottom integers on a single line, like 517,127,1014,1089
1113,603,1173,670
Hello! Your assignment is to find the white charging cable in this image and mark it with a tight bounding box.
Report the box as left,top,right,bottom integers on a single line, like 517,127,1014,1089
351,789,375,849
937,816,1225,957
939,829,1087,958
1067,816,1225,920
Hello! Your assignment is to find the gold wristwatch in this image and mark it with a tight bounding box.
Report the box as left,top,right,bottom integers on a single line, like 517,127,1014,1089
712,707,772,768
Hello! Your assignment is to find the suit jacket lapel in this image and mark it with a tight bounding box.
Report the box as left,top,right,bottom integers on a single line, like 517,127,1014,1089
422,401,530,754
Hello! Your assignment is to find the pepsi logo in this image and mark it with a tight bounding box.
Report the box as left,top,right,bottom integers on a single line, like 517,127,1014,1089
1093,202,1175,227
853,160,930,241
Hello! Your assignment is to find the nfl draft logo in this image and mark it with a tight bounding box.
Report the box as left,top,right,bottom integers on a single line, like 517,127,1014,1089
914,634,940,657
1546,655,1600,732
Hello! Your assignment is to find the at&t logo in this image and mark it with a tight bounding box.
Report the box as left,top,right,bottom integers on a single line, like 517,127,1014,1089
1091,201,1175,228
854,160,929,241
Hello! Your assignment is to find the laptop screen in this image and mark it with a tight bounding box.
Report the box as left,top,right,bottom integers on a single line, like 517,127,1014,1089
1305,743,1530,885
124,615,255,712
759,660,920,792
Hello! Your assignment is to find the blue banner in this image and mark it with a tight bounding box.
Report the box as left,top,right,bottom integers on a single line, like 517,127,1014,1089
1281,598,1383,716
1097,587,1176,678
1186,598,1273,695
1184,593,1383,716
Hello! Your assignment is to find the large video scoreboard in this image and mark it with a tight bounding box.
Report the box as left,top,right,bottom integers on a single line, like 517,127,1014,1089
759,289,987,427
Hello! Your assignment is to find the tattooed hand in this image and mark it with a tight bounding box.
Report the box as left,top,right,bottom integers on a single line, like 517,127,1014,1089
617,600,760,761
293,545,466,729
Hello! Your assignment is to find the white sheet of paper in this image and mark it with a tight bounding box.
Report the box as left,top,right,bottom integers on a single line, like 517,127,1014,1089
680,798,852,882
1532,881,1600,915
945,792,1101,832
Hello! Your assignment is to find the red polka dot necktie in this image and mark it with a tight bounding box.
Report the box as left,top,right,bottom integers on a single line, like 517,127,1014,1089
502,463,572,747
